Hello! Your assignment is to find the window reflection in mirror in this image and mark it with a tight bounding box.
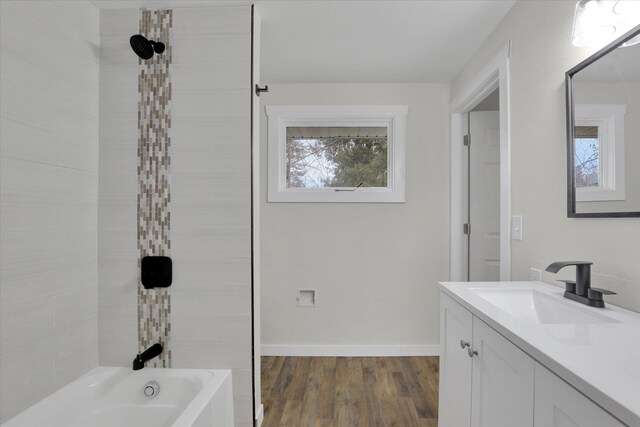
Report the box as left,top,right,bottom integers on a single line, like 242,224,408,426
575,125,599,189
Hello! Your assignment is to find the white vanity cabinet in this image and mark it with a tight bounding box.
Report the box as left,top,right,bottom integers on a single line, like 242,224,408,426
470,316,534,427
439,293,473,426
439,292,627,427
534,363,625,427
439,293,534,427
438,282,640,427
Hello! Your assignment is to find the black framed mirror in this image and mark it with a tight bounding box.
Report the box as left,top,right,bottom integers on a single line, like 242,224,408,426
566,25,640,218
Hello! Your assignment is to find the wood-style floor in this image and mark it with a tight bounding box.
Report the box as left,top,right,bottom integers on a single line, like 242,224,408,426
261,356,439,427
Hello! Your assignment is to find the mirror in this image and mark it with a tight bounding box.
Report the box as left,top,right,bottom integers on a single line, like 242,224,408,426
566,25,640,217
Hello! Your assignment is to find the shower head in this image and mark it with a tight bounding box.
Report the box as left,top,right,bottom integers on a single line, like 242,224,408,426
130,34,165,60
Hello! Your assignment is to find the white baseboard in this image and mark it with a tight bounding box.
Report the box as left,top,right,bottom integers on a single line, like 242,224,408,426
261,344,439,357
255,404,264,427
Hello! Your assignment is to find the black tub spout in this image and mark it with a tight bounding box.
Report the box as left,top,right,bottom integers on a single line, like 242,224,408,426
132,343,163,370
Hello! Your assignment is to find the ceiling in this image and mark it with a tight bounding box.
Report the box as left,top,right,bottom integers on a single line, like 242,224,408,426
90,0,515,83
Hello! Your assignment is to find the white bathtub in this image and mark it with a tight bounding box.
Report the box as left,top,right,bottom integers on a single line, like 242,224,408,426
2,367,233,427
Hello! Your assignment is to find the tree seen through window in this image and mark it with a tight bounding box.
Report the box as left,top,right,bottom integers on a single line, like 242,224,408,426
285,127,388,188
574,125,599,188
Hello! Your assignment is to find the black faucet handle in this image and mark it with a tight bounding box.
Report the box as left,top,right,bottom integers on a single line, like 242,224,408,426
588,287,616,301
558,279,576,294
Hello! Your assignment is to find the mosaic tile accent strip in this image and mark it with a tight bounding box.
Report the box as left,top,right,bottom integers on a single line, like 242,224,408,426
137,9,172,368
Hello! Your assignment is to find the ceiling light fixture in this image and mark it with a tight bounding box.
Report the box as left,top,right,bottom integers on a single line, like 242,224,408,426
572,0,640,47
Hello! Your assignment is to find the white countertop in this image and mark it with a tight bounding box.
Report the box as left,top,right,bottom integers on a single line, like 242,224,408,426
439,281,640,427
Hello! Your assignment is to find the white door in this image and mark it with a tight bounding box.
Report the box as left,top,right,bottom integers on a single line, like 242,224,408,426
438,294,473,427
469,111,500,281
534,363,625,427
470,317,534,427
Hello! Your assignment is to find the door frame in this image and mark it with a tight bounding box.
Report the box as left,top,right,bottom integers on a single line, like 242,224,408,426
450,42,512,281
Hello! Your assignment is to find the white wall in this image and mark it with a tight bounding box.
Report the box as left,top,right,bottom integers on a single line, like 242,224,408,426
0,1,100,422
98,6,254,426
451,0,640,312
260,84,450,354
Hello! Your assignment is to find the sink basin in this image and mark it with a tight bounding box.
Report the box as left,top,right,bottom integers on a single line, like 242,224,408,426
469,288,619,325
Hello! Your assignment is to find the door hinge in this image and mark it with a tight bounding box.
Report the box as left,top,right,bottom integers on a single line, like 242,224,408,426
463,223,471,235
463,134,470,147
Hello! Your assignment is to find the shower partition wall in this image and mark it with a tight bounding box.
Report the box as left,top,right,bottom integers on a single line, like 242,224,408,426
98,6,257,426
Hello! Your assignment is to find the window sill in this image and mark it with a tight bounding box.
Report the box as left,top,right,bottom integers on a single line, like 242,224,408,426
268,188,405,203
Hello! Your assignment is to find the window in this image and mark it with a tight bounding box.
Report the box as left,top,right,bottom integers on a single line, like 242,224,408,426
266,105,407,202
285,126,388,189
574,104,626,202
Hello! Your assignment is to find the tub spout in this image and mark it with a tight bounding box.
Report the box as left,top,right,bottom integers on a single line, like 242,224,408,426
133,343,163,370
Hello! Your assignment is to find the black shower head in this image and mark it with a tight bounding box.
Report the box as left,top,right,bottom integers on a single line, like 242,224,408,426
130,34,165,60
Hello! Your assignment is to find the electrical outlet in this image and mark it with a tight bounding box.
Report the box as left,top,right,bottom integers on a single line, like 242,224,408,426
297,289,316,307
530,268,542,282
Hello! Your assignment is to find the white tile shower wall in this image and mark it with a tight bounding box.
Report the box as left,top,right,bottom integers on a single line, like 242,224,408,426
98,6,254,426
171,6,253,426
98,8,139,367
0,1,100,423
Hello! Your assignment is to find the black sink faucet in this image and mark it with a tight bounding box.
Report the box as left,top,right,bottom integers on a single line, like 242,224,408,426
545,261,616,308
133,343,163,370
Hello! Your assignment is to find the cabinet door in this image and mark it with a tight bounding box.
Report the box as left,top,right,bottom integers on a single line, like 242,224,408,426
470,317,534,427
534,363,626,427
439,293,473,427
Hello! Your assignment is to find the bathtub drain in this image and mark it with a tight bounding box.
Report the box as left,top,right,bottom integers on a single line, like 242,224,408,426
143,381,160,399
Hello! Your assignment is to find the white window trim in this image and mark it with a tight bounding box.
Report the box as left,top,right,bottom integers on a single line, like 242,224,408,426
265,105,408,203
574,104,626,202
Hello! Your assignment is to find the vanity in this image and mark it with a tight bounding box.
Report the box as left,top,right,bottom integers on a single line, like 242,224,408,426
438,281,640,427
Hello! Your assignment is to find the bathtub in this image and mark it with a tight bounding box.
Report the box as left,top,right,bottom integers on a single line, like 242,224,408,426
2,367,233,427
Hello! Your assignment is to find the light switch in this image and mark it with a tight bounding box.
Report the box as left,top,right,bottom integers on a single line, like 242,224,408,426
512,215,523,240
